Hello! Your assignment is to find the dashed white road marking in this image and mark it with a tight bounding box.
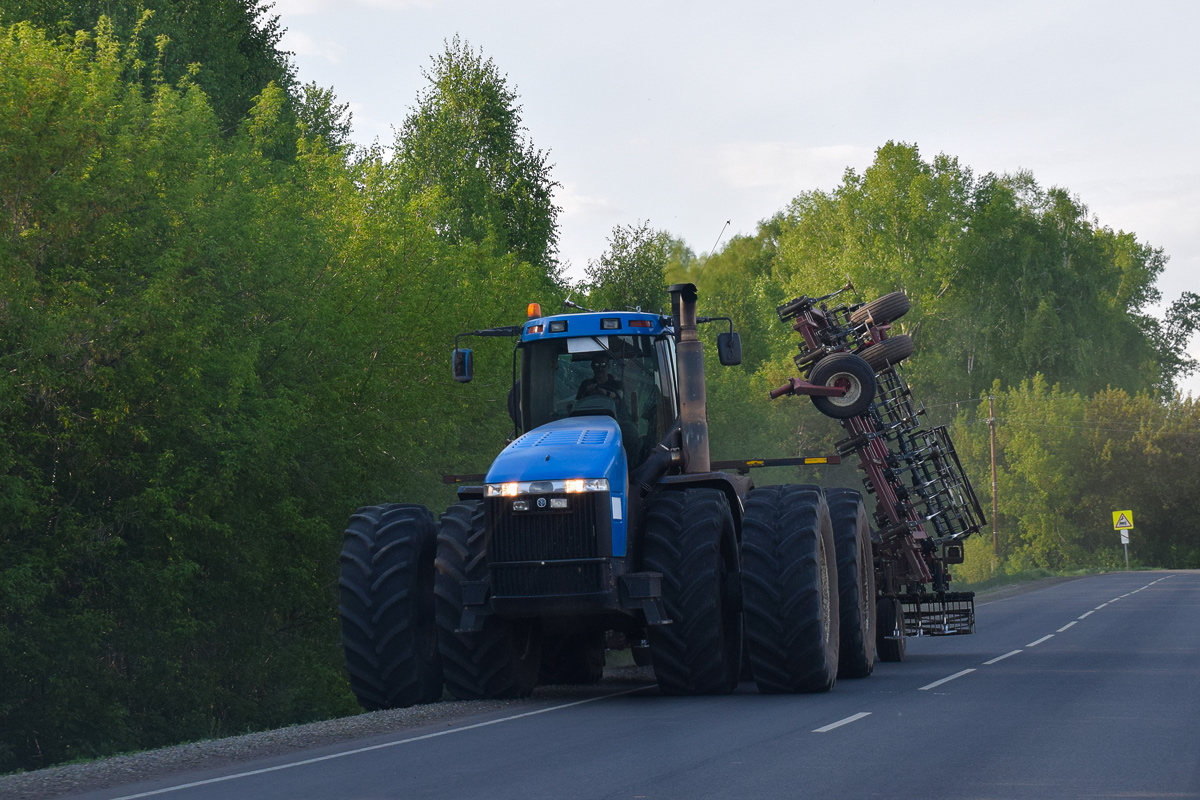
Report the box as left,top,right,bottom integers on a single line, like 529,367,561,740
813,712,872,732
105,686,652,799
919,669,976,691
1095,603,1109,609
1057,621,1078,633
1027,634,1054,647
1078,610,1095,619
983,650,1022,665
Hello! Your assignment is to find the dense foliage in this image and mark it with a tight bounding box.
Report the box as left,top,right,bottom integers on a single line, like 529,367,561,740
0,23,555,770
0,10,1195,775
0,0,294,131
953,382,1200,581
772,144,1194,399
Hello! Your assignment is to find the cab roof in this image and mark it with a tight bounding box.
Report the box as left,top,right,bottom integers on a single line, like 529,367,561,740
521,311,668,343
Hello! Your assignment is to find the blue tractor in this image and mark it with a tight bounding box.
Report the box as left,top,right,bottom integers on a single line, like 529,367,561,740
338,283,878,705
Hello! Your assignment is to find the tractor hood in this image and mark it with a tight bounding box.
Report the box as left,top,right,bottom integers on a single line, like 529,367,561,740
485,416,630,556
485,416,627,487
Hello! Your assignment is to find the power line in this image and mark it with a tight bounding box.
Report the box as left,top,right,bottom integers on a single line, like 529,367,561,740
968,417,1200,435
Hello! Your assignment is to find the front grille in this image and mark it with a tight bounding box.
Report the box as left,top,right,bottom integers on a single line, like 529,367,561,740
487,495,601,562
491,562,605,597
486,494,609,598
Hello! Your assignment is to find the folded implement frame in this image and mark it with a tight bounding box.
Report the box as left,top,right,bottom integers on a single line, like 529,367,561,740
769,285,986,641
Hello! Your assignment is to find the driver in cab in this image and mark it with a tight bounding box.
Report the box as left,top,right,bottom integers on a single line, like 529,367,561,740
577,357,623,403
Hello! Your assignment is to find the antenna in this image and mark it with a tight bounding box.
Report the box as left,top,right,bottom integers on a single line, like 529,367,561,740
563,293,594,313
706,220,731,261
694,220,731,283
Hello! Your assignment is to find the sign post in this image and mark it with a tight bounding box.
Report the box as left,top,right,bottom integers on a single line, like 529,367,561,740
1112,510,1134,569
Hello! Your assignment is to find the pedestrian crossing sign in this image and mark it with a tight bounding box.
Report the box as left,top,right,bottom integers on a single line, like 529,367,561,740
1112,510,1134,530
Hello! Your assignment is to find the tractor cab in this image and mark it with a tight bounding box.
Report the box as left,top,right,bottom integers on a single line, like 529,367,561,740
518,312,677,468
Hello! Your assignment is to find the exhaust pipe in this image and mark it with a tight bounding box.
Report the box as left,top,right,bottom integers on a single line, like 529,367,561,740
669,283,711,473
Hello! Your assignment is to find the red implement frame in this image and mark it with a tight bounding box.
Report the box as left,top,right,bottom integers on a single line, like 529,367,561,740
769,285,986,629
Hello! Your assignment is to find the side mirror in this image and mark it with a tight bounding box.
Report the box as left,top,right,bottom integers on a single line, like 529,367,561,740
717,331,742,366
452,348,473,383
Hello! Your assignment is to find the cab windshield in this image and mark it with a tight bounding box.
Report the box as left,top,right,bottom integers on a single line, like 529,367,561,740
522,334,672,466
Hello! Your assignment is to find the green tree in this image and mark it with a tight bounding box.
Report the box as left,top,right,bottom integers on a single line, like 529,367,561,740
953,380,1200,577
0,21,367,769
397,35,560,274
297,81,352,151
0,20,554,771
584,221,671,313
0,19,559,773
773,142,1181,400
0,0,295,132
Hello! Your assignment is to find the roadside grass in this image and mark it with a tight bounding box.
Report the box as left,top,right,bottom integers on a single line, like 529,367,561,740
952,565,1152,595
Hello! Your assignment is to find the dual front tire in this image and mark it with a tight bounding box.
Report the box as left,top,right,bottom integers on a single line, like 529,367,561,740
338,504,443,710
435,501,542,700
340,500,546,707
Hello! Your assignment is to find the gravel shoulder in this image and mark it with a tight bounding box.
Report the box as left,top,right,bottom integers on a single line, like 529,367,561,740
0,667,655,800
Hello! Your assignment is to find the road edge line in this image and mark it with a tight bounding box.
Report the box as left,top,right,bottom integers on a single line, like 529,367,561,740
106,686,654,799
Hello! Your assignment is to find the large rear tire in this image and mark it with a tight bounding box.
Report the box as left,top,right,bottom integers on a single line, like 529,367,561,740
742,485,841,693
826,489,877,678
339,504,443,710
851,291,910,326
643,488,742,695
435,501,542,699
539,631,606,685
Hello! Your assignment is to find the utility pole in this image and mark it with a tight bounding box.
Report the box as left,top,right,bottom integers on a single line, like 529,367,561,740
988,394,998,558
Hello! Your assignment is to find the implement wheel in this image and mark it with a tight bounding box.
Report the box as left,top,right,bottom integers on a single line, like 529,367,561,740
860,334,914,373
339,504,443,710
808,353,877,419
435,501,541,699
851,291,910,325
643,488,742,695
825,488,877,678
742,485,840,693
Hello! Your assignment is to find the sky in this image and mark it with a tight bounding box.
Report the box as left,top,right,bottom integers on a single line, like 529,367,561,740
273,0,1200,392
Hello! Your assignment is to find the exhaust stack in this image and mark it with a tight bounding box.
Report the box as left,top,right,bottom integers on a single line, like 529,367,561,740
669,283,711,473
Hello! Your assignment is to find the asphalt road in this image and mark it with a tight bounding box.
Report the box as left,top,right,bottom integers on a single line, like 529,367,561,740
72,571,1200,800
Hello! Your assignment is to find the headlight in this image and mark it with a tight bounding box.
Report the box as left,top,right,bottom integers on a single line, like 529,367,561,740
485,478,609,496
